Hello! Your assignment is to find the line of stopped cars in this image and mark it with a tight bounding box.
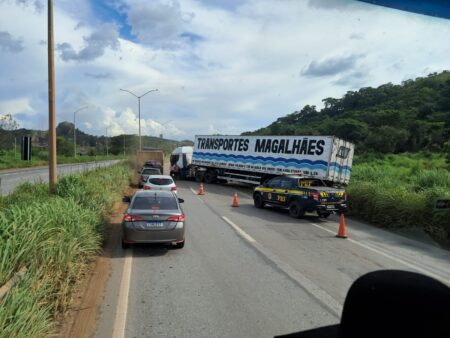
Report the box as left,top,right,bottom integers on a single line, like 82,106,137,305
122,160,185,250
121,159,348,251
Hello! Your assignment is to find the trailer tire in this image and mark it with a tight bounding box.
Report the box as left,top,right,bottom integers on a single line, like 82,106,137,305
254,193,265,209
195,171,204,182
289,201,305,219
204,171,216,184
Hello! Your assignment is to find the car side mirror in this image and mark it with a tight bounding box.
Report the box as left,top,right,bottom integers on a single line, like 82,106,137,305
178,198,185,203
122,196,131,203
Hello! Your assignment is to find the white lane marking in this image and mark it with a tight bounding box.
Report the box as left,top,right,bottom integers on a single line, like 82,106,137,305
222,216,256,243
310,222,450,285
189,187,205,203
222,216,342,317
112,248,133,338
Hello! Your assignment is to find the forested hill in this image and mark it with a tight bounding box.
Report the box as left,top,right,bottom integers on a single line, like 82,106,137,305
243,71,450,154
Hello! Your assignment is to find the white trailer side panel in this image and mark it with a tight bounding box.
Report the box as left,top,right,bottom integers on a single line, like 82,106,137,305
192,135,353,183
327,138,354,184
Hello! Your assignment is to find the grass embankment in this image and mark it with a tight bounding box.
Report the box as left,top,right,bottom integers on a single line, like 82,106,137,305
0,163,131,337
348,153,450,244
0,149,126,170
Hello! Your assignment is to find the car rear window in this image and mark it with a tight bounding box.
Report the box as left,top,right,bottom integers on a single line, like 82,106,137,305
142,168,161,175
132,196,178,210
148,178,173,185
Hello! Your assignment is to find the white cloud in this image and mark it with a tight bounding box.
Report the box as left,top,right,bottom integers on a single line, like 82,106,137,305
0,97,35,115
125,0,193,48
0,31,24,52
57,23,120,62
0,0,450,141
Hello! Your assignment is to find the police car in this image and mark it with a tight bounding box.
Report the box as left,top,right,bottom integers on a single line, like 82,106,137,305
253,175,347,218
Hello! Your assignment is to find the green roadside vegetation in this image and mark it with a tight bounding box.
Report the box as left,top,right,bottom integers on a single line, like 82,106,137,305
0,149,126,170
243,71,450,244
348,153,450,244
0,163,131,337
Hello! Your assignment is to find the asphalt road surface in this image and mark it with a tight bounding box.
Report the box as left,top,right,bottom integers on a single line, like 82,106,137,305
0,160,122,196
95,180,450,338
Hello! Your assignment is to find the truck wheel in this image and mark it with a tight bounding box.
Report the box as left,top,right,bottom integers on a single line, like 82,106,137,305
289,201,305,219
254,194,265,209
195,171,204,182
204,171,216,184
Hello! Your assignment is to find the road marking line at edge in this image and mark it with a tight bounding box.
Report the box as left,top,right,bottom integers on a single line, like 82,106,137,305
189,187,205,203
222,216,343,317
310,223,450,285
222,216,256,243
112,248,133,338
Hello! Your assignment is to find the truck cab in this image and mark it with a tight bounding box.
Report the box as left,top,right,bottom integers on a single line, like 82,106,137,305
253,175,347,218
170,146,193,179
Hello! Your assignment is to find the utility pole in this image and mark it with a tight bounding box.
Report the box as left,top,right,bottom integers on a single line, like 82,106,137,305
120,88,158,151
48,0,57,193
73,106,88,157
105,127,109,156
123,134,126,157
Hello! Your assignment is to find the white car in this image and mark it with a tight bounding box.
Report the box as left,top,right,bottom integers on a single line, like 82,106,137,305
143,175,178,194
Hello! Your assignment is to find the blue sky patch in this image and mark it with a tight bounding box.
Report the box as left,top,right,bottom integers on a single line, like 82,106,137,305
90,0,137,41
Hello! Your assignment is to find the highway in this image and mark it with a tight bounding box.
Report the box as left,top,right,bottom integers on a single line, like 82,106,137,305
95,180,450,338
0,160,122,196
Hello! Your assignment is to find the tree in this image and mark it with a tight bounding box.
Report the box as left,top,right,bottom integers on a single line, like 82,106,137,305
331,119,369,143
365,126,409,153
56,137,74,156
0,113,19,130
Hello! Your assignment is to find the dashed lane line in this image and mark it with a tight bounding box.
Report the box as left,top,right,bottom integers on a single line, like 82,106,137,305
189,187,205,203
222,216,343,317
310,222,450,286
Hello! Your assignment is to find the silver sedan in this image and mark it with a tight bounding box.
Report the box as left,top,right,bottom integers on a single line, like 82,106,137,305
122,190,185,249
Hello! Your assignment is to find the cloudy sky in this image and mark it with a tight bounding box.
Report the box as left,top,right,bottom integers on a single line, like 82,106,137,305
0,0,449,140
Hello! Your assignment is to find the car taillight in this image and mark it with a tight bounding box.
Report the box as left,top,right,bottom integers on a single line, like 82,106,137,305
171,187,177,191
167,215,185,222
123,214,145,222
143,185,151,190
311,191,319,201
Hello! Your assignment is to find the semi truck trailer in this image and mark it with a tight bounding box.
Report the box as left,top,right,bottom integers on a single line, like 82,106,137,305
170,135,354,185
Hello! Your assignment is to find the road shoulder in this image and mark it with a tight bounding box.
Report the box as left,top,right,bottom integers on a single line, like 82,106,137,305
56,193,131,338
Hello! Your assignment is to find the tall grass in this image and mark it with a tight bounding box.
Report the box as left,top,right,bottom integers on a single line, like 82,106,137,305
348,153,450,244
0,163,131,337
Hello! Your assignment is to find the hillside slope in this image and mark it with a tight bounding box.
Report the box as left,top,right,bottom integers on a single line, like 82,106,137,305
243,71,450,154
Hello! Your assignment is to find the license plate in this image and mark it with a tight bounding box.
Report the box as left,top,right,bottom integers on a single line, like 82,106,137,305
146,222,164,228
326,205,335,209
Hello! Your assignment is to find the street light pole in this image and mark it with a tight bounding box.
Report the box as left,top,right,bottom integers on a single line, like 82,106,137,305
73,106,88,157
105,127,109,156
123,134,126,157
120,88,158,152
47,0,57,193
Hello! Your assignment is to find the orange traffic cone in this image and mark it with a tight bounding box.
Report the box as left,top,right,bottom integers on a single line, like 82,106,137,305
231,193,239,207
198,183,205,195
336,213,348,238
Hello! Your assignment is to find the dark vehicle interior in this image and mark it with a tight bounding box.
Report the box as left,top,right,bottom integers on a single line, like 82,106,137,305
277,270,450,338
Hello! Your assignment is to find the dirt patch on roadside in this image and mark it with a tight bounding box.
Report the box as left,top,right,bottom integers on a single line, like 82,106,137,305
56,186,135,338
